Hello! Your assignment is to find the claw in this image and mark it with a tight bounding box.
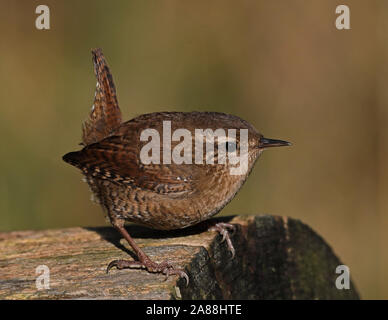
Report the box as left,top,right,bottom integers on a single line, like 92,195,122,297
220,229,227,243
106,258,189,286
106,259,119,274
162,266,171,281
226,237,235,259
181,272,189,286
208,222,237,259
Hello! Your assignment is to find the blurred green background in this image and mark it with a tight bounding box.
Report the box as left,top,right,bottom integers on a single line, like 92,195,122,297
1,0,387,299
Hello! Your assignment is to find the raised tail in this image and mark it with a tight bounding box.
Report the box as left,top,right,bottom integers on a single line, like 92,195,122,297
82,48,122,146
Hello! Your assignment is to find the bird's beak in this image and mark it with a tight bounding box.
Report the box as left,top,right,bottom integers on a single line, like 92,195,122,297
259,137,292,149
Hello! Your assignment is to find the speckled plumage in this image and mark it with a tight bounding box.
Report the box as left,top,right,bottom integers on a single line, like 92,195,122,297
65,111,264,230
62,49,290,282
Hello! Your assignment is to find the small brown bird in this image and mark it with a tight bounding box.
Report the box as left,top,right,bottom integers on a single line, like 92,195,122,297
63,49,290,284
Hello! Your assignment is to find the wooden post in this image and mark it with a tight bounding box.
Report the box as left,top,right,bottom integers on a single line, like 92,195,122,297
0,215,359,299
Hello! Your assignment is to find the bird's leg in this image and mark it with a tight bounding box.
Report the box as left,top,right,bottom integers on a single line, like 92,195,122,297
106,220,189,285
207,222,237,259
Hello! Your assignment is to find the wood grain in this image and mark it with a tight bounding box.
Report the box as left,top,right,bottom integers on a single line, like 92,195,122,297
0,215,360,299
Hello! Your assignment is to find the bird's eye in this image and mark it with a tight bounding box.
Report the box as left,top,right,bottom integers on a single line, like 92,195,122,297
226,141,236,153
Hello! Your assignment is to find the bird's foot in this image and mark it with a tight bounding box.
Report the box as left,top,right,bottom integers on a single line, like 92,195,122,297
208,222,237,258
106,257,189,285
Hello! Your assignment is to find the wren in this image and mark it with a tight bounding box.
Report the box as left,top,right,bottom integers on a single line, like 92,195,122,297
63,48,291,284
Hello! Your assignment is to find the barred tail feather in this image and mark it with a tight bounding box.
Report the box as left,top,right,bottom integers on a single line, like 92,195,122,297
82,48,122,146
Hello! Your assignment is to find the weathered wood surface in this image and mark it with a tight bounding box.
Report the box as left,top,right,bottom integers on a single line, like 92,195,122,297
0,215,359,300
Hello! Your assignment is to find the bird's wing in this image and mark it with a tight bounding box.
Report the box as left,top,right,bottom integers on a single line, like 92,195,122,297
82,48,122,145
63,135,199,195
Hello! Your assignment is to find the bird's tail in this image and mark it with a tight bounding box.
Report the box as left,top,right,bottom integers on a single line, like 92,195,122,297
82,48,122,146
62,151,83,169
